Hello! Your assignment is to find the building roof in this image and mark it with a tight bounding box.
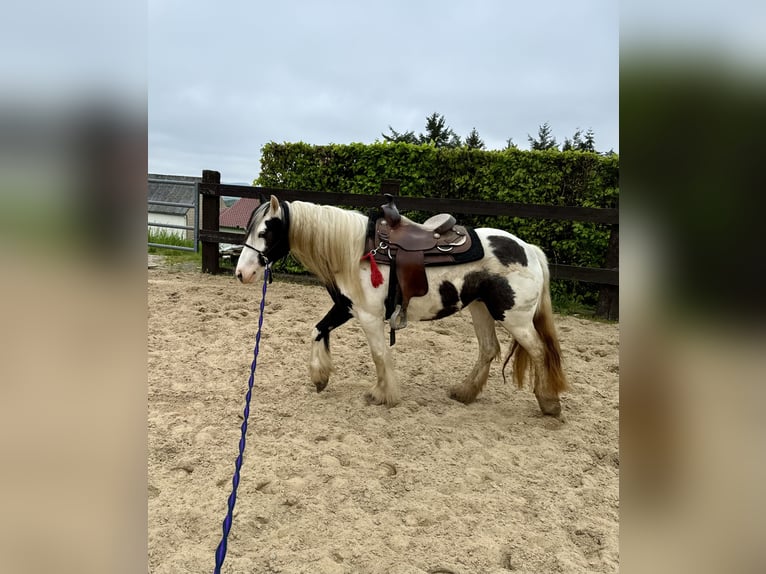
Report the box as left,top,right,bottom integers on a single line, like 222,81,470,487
148,173,200,215
219,197,262,230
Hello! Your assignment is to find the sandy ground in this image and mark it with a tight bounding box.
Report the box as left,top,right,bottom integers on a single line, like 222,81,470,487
148,265,619,573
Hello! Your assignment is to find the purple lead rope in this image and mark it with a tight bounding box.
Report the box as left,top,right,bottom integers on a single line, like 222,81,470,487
214,265,270,573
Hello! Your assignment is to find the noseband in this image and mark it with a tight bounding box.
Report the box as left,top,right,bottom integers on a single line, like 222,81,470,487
243,201,291,273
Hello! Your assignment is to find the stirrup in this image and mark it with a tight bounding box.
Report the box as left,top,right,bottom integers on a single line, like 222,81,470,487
389,305,408,330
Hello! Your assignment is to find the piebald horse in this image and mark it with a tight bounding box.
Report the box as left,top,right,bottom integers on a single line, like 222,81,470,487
235,195,567,416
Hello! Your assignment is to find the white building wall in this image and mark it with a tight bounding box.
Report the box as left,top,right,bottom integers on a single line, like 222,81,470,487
148,213,186,239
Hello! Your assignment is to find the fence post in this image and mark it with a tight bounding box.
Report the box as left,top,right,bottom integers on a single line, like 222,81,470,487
380,179,400,196
193,183,200,252
201,169,221,274
596,225,619,320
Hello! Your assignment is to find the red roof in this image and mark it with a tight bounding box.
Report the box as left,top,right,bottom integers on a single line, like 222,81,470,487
219,197,261,230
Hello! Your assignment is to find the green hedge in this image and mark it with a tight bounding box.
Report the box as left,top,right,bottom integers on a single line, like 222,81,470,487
256,142,618,308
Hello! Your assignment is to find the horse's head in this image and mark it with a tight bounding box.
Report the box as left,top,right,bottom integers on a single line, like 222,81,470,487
235,195,290,284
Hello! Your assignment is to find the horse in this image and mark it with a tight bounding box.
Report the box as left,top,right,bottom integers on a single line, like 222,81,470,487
235,195,567,416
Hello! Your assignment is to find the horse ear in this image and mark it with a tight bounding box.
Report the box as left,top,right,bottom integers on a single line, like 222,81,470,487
269,195,280,215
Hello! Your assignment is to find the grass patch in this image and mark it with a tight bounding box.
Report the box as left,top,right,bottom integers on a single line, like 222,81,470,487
148,229,194,248
549,279,601,318
551,294,598,317
148,230,201,266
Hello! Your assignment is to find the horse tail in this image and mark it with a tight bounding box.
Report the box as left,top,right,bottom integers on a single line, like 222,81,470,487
502,246,568,394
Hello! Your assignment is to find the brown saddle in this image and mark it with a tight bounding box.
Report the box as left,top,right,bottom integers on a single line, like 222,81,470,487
366,194,477,339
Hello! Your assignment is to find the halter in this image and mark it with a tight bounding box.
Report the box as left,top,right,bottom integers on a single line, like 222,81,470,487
242,201,291,280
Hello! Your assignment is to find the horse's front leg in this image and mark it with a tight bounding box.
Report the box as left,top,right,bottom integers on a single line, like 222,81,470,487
355,308,400,407
310,291,353,392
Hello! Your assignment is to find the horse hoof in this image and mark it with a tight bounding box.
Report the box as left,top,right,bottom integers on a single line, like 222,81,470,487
536,396,562,417
315,380,328,393
364,389,399,407
448,386,476,404
364,390,385,406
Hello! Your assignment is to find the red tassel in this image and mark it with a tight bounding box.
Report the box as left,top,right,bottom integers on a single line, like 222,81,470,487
361,252,384,287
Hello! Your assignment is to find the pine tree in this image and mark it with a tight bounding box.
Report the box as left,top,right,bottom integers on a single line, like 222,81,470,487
419,113,459,148
563,128,583,151
381,125,418,144
528,122,558,150
505,137,518,150
581,128,596,152
464,127,485,150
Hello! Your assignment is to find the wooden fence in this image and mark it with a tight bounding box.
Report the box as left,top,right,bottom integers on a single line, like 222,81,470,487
198,170,618,319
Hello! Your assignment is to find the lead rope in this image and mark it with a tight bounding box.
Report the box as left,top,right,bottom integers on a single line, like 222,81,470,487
213,264,271,573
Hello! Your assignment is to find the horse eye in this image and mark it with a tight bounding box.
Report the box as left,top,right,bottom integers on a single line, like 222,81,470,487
257,231,266,239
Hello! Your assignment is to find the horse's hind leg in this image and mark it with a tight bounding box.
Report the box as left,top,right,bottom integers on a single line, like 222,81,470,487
449,302,501,404
507,323,562,416
310,295,353,392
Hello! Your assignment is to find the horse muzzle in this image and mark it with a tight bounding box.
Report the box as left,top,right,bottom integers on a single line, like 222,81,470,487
235,266,259,284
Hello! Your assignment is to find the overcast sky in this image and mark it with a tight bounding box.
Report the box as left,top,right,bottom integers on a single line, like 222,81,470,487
148,1,618,184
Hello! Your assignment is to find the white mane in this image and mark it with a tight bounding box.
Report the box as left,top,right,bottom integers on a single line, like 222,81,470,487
287,201,369,295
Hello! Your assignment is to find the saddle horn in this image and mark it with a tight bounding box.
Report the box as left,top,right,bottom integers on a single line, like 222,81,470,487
381,193,401,228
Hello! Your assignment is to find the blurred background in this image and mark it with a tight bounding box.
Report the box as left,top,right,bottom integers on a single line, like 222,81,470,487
0,1,147,573
1,0,765,572
621,0,766,572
